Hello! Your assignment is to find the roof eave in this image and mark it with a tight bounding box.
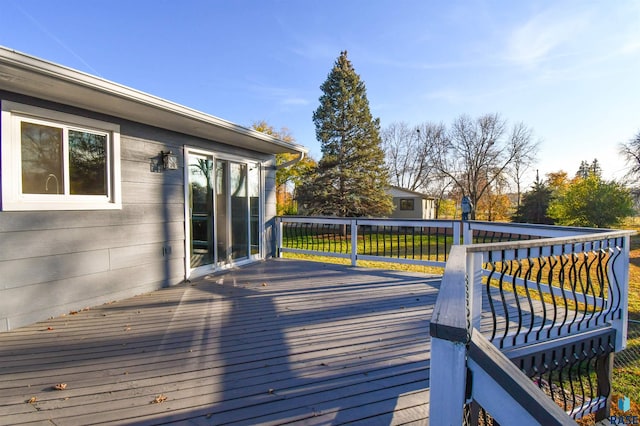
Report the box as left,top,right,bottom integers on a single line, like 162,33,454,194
0,46,308,155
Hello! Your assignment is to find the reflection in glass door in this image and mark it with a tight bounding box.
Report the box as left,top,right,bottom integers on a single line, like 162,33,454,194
249,164,260,255
230,162,249,261
215,160,229,264
188,152,214,268
187,150,261,274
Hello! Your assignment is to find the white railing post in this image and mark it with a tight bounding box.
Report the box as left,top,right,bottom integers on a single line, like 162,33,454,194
429,337,468,425
276,217,283,258
429,245,470,424
467,250,483,330
462,220,473,245
351,219,358,267
452,220,461,245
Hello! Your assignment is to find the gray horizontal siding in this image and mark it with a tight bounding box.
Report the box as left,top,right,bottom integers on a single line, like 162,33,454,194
0,258,185,332
0,203,185,233
0,222,185,262
0,93,276,332
0,250,110,290
109,240,185,270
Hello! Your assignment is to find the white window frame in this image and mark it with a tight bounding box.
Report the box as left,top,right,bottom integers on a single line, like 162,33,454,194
1,101,121,211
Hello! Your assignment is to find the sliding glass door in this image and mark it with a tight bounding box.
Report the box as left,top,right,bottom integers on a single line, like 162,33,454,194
187,152,214,269
187,149,261,275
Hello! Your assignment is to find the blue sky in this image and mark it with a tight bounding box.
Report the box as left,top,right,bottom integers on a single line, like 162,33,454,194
1,0,639,186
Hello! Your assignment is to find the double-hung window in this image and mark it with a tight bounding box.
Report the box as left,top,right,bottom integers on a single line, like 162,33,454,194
1,101,121,210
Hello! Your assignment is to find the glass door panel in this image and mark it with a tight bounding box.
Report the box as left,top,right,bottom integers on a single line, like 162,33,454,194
188,153,214,268
249,164,260,255
215,160,229,265
230,162,249,260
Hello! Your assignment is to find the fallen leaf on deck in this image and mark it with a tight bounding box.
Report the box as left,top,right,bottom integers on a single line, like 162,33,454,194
27,397,37,404
47,327,54,331
152,394,168,404
53,383,67,390
262,282,268,287
69,310,79,315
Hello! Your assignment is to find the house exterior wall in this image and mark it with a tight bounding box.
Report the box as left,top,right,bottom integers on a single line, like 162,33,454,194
0,92,275,331
387,187,436,220
391,196,424,219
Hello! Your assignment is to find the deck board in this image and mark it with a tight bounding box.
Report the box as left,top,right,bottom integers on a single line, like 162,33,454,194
0,259,438,425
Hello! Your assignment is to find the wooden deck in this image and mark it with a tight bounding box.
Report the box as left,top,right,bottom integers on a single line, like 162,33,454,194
0,259,440,425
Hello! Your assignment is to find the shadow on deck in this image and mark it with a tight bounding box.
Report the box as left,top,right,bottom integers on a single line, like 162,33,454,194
0,259,441,425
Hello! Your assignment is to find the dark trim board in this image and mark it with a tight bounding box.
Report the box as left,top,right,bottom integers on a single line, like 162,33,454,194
0,259,437,425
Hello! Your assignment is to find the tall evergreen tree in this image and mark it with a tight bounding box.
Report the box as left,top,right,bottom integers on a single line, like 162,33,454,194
511,171,554,224
297,51,393,217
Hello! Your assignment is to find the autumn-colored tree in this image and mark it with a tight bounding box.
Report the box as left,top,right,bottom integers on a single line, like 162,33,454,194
545,171,570,193
548,168,634,228
252,121,316,215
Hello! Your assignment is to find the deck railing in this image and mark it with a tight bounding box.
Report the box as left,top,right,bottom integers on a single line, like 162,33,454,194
275,216,459,267
430,226,632,424
275,217,634,423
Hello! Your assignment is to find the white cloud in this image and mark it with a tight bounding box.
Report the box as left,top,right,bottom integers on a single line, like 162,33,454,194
247,83,311,108
281,97,310,106
505,8,591,67
426,88,465,104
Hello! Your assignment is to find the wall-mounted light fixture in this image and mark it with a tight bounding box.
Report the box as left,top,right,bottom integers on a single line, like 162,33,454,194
161,151,178,170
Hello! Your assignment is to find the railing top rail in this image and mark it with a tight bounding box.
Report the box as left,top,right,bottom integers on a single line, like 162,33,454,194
356,218,457,227
277,216,353,225
277,216,457,226
467,220,614,235
466,229,635,253
429,245,468,343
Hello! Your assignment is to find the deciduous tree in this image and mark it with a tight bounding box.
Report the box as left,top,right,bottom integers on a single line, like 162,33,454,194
252,121,316,215
381,121,445,193
432,113,537,220
548,171,634,228
619,130,640,182
506,122,538,208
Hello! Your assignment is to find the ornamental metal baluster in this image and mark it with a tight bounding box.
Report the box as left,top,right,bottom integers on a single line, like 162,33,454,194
606,242,623,322
522,254,537,344
497,253,512,348
511,257,524,347
557,254,571,336
547,255,560,340
585,250,599,329
567,251,581,333
535,256,549,341
486,254,499,343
